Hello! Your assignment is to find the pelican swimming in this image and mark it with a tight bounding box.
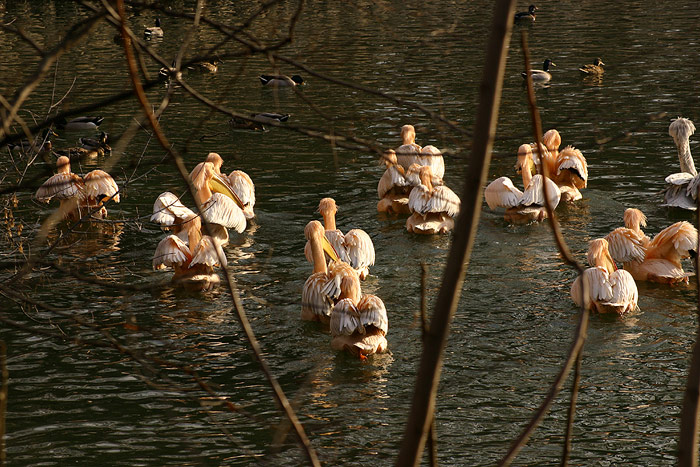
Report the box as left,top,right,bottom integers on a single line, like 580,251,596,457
570,238,639,315
305,198,375,280
151,191,197,242
259,74,304,86
529,129,588,202
406,165,461,234
228,170,256,219
302,220,358,323
514,4,537,22
662,117,699,210
606,209,697,285
396,124,422,170
153,215,225,291
522,59,556,82
377,149,414,214
330,274,388,359
144,18,163,38
189,160,246,245
484,144,560,224
35,155,120,220
579,58,605,75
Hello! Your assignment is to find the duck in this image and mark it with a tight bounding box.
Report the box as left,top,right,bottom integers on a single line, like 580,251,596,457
152,215,226,291
606,209,697,285
521,59,556,82
579,58,605,75
151,191,197,242
189,160,246,245
55,116,104,131
662,117,699,210
189,60,220,73
259,74,304,87
377,149,413,214
305,198,375,280
229,113,290,131
484,144,560,224
406,165,461,234
330,274,388,359
7,128,56,154
144,18,163,38
35,155,120,220
79,132,111,154
570,238,639,315
514,4,537,22
302,220,358,323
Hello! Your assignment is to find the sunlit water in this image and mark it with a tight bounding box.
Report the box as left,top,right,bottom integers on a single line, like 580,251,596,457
1,0,700,465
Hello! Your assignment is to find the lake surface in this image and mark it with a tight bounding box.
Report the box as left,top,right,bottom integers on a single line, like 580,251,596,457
1,0,700,465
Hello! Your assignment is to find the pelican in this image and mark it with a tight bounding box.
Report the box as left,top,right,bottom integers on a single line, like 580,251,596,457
377,149,413,214
484,144,560,224
579,58,605,75
153,215,225,291
56,116,104,131
522,59,556,82
606,209,697,285
418,145,446,180
570,238,639,315
396,124,422,170
406,165,461,234
35,155,120,220
228,170,256,219
306,198,375,280
662,117,698,210
514,4,537,22
259,74,304,86
302,220,358,323
530,130,588,202
189,161,246,245
144,18,163,38
151,192,197,242
330,274,388,359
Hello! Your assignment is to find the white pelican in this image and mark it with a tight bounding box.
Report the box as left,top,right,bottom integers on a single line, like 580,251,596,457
571,238,639,315
396,124,422,170
579,58,605,75
330,274,388,359
418,145,446,180
663,117,698,210
151,191,197,242
258,74,304,86
189,161,246,245
144,18,163,38
228,170,256,219
377,149,413,214
35,155,120,220
406,165,461,234
521,59,556,82
484,144,560,224
302,220,358,323
606,209,697,285
530,130,588,202
152,216,225,291
306,198,375,280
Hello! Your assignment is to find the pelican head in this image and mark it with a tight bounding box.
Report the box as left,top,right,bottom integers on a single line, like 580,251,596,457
305,220,340,262
192,161,244,208
669,117,696,145
205,152,224,173
400,124,416,145
339,274,362,304
418,165,435,191
515,144,535,174
587,238,616,272
56,155,71,174
623,208,647,230
543,129,561,152
318,197,338,217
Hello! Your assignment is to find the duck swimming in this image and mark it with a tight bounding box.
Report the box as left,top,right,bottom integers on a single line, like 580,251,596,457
259,74,304,87
514,4,537,22
579,58,605,75
144,18,163,38
56,116,104,131
521,59,556,82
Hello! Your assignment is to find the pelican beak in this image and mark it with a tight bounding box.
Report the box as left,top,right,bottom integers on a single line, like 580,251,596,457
321,235,340,262
209,172,244,209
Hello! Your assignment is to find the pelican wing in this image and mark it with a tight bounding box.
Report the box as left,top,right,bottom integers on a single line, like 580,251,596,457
378,166,409,198
521,175,561,209
405,164,424,187
484,177,523,209
607,270,639,311
302,273,334,319
321,262,358,300
584,267,614,302
83,170,120,202
605,228,646,263
35,173,83,202
665,172,695,186
357,294,388,334
153,235,191,269
228,170,256,209
330,298,363,336
408,184,431,215
201,193,246,233
151,191,195,227
556,146,588,188
344,229,375,270
325,230,350,264
647,221,698,263
419,145,445,179
396,143,421,170
191,236,226,267
430,185,461,217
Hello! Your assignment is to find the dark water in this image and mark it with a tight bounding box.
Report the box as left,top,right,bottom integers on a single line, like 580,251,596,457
1,0,700,465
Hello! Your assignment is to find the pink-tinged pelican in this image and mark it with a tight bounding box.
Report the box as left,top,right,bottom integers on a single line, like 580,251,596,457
395,124,422,170
663,117,699,210
35,155,120,220
302,220,358,322
484,144,560,224
189,161,246,245
377,150,413,214
330,275,388,359
570,238,639,315
227,170,256,219
306,198,375,280
152,215,225,291
406,165,460,234
531,130,588,202
606,209,697,285
151,192,197,242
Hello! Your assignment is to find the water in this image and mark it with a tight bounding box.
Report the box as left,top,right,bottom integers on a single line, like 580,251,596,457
1,0,700,465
